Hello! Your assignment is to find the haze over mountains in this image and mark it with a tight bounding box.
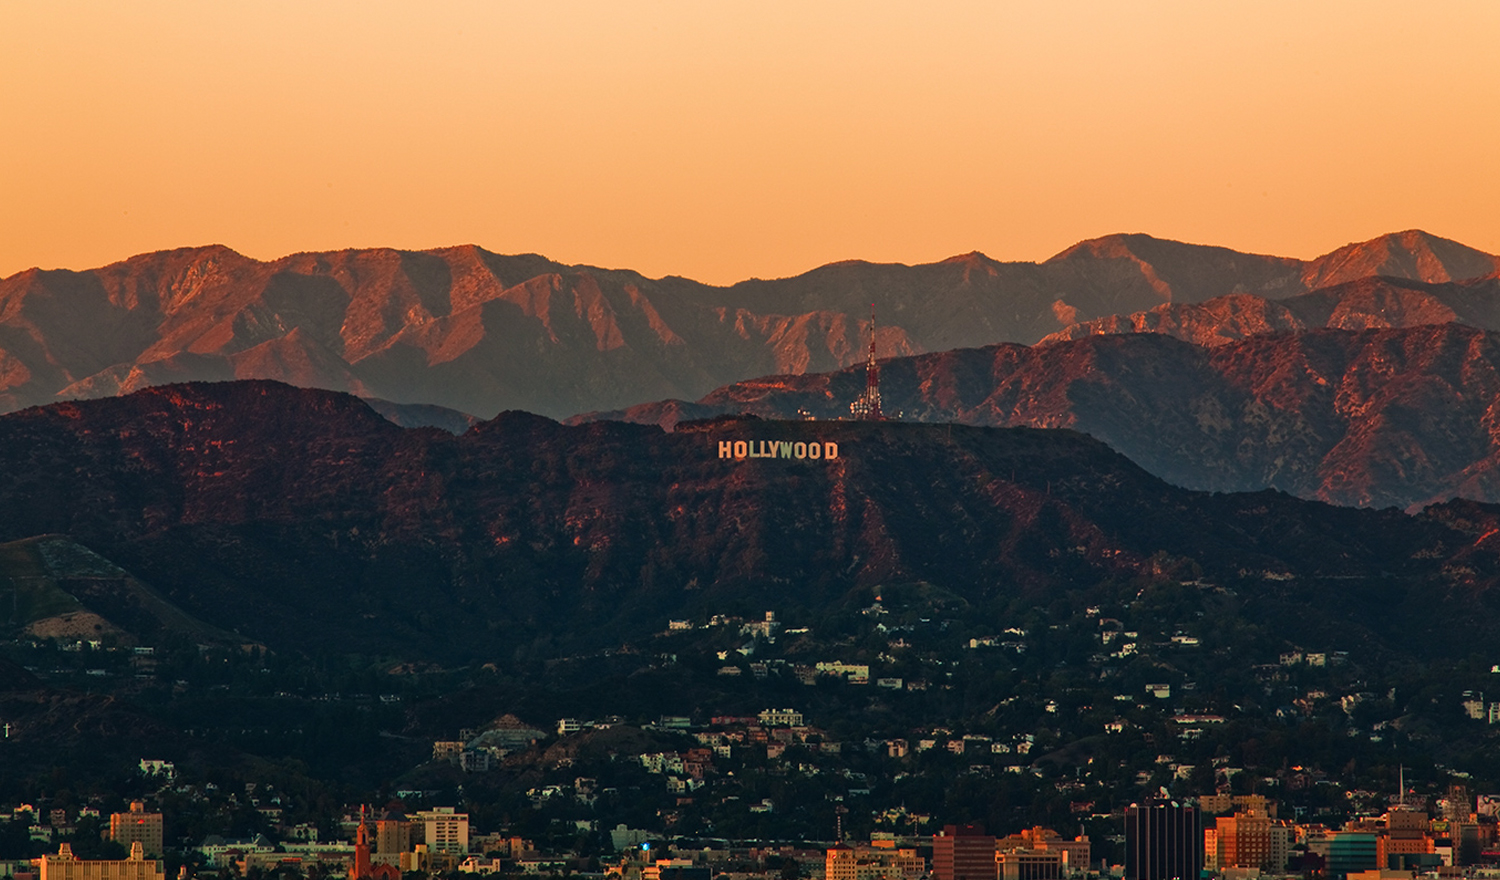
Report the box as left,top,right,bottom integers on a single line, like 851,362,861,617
2,229,1494,420
1041,274,1500,347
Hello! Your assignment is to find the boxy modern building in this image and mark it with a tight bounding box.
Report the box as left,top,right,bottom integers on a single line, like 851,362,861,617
1124,801,1201,880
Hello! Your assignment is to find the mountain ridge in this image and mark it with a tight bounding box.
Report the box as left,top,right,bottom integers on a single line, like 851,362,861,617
3,230,1494,419
1041,273,1500,347
6,379,1500,660
573,323,1500,511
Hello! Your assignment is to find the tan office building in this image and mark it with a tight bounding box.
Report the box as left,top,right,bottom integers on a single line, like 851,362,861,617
35,842,164,880
110,803,164,858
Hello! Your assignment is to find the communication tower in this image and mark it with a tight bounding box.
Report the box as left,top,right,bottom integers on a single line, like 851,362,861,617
849,305,885,420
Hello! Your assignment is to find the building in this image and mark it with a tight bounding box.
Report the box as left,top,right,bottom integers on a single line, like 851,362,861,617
465,715,546,752
1124,801,1201,880
1005,828,1090,877
825,843,924,880
374,812,412,868
990,828,1090,880
1378,808,1432,869
109,803,163,858
1198,794,1276,818
414,808,469,855
352,811,401,880
198,835,279,869
815,663,872,683
933,825,997,880
457,856,505,874
610,825,652,852
1210,810,1291,871
1328,833,1378,878
34,843,163,880
1452,823,1481,866
758,708,804,727
996,850,1063,880
827,844,858,880
642,860,710,880
459,750,492,773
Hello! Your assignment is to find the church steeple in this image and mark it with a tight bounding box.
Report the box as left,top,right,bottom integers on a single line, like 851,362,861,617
353,806,372,880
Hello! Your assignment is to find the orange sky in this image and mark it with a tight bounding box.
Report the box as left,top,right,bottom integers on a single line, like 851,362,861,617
3,1,1498,285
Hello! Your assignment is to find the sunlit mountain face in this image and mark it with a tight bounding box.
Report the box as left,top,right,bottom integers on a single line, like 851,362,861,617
576,321,1500,511
6,241,1500,827
2,230,1493,420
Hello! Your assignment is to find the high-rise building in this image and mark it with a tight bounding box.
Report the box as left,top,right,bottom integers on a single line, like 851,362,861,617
1124,801,1201,880
1444,784,1472,822
374,812,412,868
827,844,857,880
109,803,164,858
1452,824,1482,867
414,808,469,855
1378,807,1432,868
1210,810,1290,872
933,824,997,880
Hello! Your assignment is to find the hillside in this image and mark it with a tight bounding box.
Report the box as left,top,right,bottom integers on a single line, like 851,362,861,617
576,324,1500,510
1,381,1500,661
6,381,1500,828
2,231,1493,419
1041,274,1500,347
0,535,252,646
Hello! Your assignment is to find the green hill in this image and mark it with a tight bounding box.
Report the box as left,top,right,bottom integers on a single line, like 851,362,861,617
0,535,252,646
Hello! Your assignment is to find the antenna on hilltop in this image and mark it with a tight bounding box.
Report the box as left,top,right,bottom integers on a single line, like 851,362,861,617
849,304,884,421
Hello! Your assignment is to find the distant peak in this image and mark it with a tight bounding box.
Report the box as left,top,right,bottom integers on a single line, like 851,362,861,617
940,251,995,264
1305,230,1500,288
131,243,246,262
1045,233,1170,263
1322,229,1470,256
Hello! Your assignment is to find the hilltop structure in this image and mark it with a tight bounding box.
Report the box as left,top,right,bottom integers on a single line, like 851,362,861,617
850,305,884,420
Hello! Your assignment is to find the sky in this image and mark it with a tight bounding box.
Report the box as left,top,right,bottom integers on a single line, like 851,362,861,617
3,1,1498,285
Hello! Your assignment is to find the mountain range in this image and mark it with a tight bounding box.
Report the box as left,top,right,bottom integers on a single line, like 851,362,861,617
1042,273,1500,347
577,323,1500,510
3,230,1495,420
3,381,1500,663
11,230,1500,815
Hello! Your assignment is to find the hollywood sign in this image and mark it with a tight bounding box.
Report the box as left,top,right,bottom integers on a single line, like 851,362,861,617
717,440,840,460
